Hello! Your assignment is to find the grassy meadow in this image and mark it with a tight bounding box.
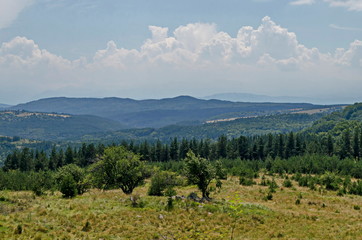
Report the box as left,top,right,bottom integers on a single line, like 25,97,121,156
0,175,361,240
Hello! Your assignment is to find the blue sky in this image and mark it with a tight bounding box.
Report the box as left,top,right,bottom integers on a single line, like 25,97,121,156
1,0,362,104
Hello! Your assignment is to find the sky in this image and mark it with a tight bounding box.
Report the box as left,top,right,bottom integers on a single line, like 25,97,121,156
0,0,362,104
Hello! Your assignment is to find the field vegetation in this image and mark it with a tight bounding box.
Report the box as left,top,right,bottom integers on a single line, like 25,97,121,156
0,172,361,239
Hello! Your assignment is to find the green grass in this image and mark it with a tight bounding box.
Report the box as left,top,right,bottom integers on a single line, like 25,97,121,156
0,176,361,239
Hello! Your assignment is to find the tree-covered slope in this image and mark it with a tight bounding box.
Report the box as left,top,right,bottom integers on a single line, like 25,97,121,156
306,103,362,136
12,96,332,128
0,111,124,141
80,113,324,143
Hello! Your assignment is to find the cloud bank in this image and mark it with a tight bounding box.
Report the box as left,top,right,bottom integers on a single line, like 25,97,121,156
0,17,362,103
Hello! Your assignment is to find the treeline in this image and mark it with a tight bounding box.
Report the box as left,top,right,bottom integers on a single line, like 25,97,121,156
3,143,105,172
3,129,362,173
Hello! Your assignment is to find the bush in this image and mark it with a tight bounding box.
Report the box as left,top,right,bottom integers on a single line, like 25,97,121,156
283,179,293,188
268,178,278,193
30,171,55,196
239,177,255,186
321,172,341,191
349,180,362,196
56,164,89,197
59,175,78,198
148,171,178,196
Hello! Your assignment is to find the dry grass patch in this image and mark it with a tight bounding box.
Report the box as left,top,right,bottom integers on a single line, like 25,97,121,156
0,175,361,239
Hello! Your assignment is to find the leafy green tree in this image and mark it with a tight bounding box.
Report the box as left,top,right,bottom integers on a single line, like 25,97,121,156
91,146,147,194
59,174,78,198
184,151,216,199
56,164,89,196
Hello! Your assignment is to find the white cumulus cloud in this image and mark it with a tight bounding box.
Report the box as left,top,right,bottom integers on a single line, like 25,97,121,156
0,17,362,103
290,0,316,5
0,0,35,29
325,0,362,11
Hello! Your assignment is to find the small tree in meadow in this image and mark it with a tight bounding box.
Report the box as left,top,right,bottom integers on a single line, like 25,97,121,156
91,146,147,194
184,151,217,200
56,164,89,198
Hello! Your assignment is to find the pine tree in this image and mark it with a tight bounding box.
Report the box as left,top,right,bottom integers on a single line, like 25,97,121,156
217,135,227,158
295,134,303,156
257,137,265,160
265,134,275,158
19,148,33,171
65,146,74,165
340,130,351,159
285,132,295,159
238,136,248,160
179,138,189,160
49,146,58,171
170,138,179,161
155,140,162,162
140,141,150,161
326,134,334,156
276,134,284,159
353,128,360,160
201,139,211,159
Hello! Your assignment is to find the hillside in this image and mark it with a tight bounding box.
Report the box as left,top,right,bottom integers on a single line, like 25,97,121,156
0,111,124,141
306,103,362,136
11,96,334,128
79,113,326,143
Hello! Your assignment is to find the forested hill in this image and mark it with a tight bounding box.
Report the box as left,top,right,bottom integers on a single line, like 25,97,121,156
0,111,124,141
79,113,325,143
306,103,362,135
11,96,334,128
0,104,11,109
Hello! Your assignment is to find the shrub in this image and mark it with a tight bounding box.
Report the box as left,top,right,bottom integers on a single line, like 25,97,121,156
148,171,178,196
283,179,293,188
263,192,273,201
268,178,278,193
59,174,78,198
321,172,341,191
239,177,255,186
56,164,89,197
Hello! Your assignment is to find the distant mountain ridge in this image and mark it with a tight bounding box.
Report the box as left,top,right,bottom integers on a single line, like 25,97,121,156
0,104,12,109
204,92,360,104
0,110,124,141
11,96,332,128
204,93,311,103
